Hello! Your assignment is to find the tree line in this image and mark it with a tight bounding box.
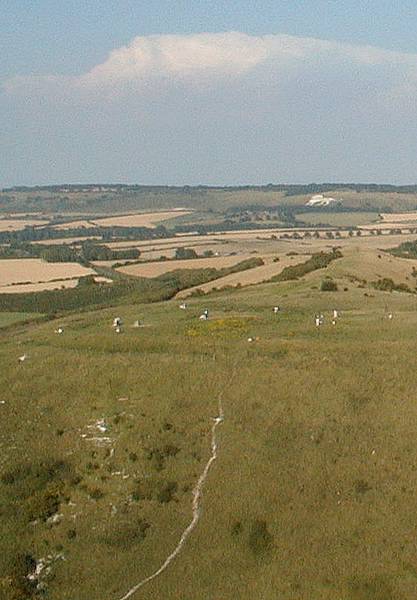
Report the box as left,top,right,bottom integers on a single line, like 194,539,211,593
0,240,140,263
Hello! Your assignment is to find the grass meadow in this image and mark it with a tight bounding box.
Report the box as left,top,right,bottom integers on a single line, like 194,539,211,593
0,312,42,328
296,211,379,227
2,266,417,599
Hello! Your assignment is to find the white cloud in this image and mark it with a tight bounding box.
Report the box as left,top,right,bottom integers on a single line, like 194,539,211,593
77,32,417,89
4,31,417,96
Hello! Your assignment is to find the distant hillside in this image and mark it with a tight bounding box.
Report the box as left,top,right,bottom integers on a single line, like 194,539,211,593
2,183,417,214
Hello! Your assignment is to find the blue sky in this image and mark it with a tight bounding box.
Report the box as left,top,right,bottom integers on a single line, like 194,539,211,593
2,1,417,186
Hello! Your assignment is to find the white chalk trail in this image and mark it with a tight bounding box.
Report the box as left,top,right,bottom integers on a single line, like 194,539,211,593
115,374,231,600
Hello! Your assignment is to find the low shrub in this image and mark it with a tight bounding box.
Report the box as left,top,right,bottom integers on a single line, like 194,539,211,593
320,279,338,292
372,278,413,293
248,519,273,557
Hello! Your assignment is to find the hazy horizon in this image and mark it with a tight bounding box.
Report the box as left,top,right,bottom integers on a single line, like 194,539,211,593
5,180,417,191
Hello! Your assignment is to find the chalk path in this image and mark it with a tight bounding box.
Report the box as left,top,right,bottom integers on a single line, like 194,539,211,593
115,368,232,600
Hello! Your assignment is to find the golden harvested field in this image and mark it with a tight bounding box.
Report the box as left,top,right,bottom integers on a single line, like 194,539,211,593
0,259,96,287
118,254,254,278
0,218,50,231
92,210,192,228
359,223,413,231
380,211,417,222
31,236,101,245
4,212,44,217
0,275,112,294
0,280,79,293
52,211,192,230
104,236,229,249
176,254,310,297
53,220,97,230
92,259,139,267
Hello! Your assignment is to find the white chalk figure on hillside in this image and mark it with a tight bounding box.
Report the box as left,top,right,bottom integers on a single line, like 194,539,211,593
113,317,122,328
179,303,187,310
333,309,338,319
273,306,280,314
18,354,27,363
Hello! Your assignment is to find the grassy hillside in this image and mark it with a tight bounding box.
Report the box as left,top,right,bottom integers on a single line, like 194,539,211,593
2,262,417,599
0,312,42,328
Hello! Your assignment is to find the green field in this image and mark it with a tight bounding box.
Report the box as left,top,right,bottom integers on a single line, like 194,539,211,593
296,211,379,227
2,257,417,599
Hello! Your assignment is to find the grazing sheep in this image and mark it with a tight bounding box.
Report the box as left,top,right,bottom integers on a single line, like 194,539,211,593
113,317,122,327
55,327,64,334
179,303,187,310
315,315,321,327
18,354,27,363
273,306,280,314
199,314,208,321
333,309,338,319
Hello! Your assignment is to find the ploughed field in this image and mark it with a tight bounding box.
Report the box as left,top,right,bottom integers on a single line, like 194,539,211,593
2,270,417,600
